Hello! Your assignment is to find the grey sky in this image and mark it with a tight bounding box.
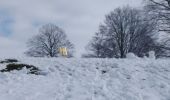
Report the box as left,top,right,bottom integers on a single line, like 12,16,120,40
0,0,142,57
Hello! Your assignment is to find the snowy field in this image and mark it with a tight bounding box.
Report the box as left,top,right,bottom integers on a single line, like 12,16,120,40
0,57,170,100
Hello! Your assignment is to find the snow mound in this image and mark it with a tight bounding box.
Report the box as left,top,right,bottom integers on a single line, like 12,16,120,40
126,52,139,59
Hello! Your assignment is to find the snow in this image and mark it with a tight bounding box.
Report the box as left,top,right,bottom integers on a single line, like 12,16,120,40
0,57,170,100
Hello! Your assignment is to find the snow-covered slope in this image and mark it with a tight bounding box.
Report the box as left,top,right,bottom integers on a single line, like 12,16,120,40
0,57,170,100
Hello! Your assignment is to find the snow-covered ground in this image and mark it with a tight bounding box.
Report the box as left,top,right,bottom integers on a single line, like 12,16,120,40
0,57,170,100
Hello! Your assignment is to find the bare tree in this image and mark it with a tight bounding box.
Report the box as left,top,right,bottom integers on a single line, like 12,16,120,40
25,24,74,57
85,25,117,58
144,0,170,33
85,6,160,58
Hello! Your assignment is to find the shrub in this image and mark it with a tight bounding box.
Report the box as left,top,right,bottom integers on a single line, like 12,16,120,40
0,63,41,75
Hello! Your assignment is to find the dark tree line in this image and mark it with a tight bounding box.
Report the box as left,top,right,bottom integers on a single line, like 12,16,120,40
25,24,74,57
84,6,163,58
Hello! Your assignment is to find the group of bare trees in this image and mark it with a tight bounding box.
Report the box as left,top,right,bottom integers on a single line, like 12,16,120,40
84,3,170,58
26,0,170,58
84,7,160,58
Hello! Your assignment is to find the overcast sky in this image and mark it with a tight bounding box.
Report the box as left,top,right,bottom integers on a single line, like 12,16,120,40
0,0,142,57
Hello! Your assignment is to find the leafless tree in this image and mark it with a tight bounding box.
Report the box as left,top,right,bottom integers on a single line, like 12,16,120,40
85,25,117,58
25,24,74,57
85,6,161,58
144,0,170,33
